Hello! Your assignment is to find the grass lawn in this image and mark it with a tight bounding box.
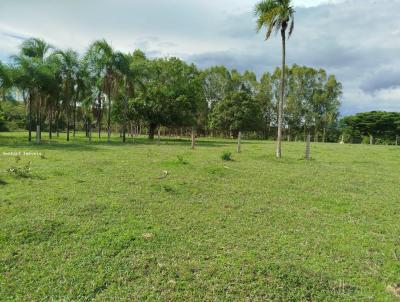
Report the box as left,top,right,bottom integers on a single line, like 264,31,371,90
1,132,399,301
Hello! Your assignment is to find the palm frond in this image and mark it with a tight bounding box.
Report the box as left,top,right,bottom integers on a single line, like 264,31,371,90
255,0,295,40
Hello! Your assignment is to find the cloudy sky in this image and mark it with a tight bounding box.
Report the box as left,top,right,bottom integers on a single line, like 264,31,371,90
0,0,399,115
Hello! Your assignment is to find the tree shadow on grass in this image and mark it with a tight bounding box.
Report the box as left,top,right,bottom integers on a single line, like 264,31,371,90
0,138,98,152
1,132,268,151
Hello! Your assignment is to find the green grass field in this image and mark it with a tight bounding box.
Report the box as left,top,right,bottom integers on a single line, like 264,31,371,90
1,132,399,301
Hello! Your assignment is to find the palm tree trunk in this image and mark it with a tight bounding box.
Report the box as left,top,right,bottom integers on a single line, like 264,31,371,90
73,99,77,139
36,95,41,143
28,93,32,142
67,108,70,142
49,107,52,140
276,28,286,158
107,89,111,143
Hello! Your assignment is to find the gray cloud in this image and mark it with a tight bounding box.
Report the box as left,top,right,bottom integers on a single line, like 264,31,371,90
360,69,400,94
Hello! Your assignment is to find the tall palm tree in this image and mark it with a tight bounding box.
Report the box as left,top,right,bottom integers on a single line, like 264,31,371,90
113,52,130,143
255,0,295,158
52,49,79,141
113,51,146,142
18,38,52,142
86,40,116,142
12,55,42,142
20,38,51,63
76,61,90,138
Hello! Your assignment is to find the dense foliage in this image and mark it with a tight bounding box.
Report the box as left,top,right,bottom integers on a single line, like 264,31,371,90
340,111,400,144
0,38,342,142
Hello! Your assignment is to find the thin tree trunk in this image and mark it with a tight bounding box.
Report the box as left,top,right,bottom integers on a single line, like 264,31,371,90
148,123,156,140
157,128,161,145
107,90,111,143
36,95,41,143
191,127,195,149
122,79,128,143
56,112,59,137
49,108,52,140
85,117,88,137
36,125,40,143
122,125,126,143
276,28,286,158
98,93,102,140
67,109,70,142
28,93,32,142
89,123,92,142
237,131,242,153
369,134,373,145
305,133,311,160
73,99,77,139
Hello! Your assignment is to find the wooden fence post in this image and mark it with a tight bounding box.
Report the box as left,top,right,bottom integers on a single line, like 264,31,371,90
237,131,242,153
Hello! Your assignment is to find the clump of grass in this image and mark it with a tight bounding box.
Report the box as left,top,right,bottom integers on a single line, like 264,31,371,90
221,151,232,161
176,155,188,165
7,158,32,178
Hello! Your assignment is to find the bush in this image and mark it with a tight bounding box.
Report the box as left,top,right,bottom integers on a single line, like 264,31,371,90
7,158,32,178
221,151,232,161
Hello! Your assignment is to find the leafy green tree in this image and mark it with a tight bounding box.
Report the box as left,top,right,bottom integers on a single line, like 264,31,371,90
201,66,232,135
209,90,264,138
133,58,202,139
256,72,274,138
0,62,12,102
0,99,26,131
341,112,400,145
256,0,295,158
0,61,12,131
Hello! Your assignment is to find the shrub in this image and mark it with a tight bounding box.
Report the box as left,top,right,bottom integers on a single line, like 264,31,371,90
7,159,32,178
221,151,232,161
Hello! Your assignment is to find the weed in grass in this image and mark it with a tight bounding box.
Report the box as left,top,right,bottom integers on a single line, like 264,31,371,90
221,150,233,161
7,159,31,178
177,155,188,165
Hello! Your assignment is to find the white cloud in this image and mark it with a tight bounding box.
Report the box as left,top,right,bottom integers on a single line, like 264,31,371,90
293,0,346,7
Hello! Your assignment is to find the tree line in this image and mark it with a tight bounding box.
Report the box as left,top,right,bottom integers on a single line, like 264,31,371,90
340,111,400,145
0,38,342,144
